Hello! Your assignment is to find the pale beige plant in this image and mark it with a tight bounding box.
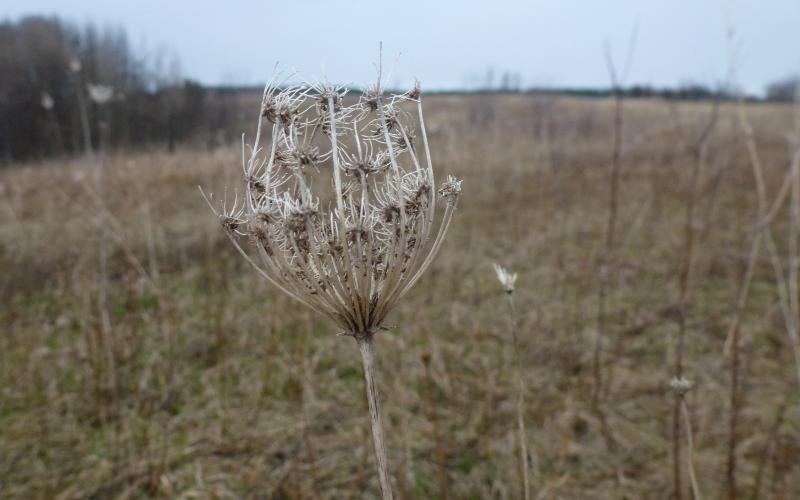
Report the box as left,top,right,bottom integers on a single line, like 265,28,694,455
204,70,461,499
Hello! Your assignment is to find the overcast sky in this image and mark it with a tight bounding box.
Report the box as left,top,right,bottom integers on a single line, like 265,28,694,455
3,0,799,94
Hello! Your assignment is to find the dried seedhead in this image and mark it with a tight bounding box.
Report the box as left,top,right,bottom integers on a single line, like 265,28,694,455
207,71,462,338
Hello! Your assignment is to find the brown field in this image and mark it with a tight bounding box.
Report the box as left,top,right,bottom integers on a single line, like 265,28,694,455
1,93,799,499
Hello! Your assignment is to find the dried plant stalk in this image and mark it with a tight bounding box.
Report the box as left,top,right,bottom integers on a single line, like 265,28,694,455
357,337,392,498
670,377,701,500
731,78,800,386
204,70,461,500
493,264,530,500
680,397,703,500
670,99,717,500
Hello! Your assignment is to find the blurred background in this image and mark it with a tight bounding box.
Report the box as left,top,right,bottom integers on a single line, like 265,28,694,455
2,1,800,499
1,0,798,163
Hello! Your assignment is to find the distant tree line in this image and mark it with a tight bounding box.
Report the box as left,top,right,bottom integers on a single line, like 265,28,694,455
765,76,800,102
456,69,800,103
452,82,742,100
2,16,797,165
0,16,243,164
433,85,737,100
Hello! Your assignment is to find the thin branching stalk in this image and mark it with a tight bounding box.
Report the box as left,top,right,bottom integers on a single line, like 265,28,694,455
593,27,637,409
734,92,800,390
716,141,799,500
728,317,741,500
719,77,800,500
590,35,637,490
730,22,800,392
789,92,800,390
592,67,622,410
749,401,788,500
669,98,718,500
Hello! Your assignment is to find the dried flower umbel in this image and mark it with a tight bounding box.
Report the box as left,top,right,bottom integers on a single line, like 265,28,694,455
204,74,461,499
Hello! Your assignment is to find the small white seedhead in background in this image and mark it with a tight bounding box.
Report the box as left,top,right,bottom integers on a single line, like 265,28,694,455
71,170,87,183
88,84,114,105
68,57,82,73
493,263,518,294
669,376,693,395
41,92,54,110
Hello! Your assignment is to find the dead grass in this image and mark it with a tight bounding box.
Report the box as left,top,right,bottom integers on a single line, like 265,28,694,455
1,94,799,499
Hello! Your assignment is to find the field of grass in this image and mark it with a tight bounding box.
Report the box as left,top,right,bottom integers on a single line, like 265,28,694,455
1,93,799,499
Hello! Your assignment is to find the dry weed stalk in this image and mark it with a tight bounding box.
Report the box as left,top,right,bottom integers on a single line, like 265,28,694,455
724,20,800,497
734,103,800,383
749,400,788,500
718,120,800,500
493,263,530,500
589,34,637,490
593,28,637,409
669,98,718,500
732,67,800,346
204,70,461,499
670,377,703,500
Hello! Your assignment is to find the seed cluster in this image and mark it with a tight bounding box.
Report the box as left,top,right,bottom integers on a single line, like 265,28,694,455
208,77,462,338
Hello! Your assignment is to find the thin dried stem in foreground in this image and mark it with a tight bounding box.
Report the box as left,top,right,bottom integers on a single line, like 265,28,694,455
357,337,393,499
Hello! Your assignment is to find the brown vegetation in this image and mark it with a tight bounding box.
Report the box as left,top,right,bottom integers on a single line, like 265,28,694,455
1,94,799,498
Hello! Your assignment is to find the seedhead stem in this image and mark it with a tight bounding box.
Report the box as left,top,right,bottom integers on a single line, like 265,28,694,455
356,335,394,500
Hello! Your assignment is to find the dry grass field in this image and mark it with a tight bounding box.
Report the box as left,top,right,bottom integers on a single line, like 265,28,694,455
1,93,799,499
